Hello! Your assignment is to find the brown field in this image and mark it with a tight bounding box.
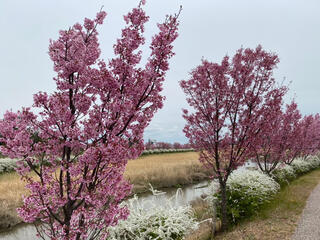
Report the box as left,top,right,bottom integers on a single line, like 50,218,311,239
0,172,28,229
0,152,211,231
126,152,211,192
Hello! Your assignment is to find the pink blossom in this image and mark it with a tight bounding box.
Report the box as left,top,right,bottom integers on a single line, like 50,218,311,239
0,2,180,239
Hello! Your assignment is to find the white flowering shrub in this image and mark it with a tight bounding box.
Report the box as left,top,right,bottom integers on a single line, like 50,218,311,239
291,158,311,174
215,169,280,223
307,156,320,169
107,186,198,239
0,158,18,174
291,156,320,175
271,164,296,184
209,156,320,225
272,156,320,183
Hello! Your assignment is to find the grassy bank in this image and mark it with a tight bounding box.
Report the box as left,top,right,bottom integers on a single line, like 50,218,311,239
2,155,319,238
0,152,210,231
0,172,27,230
126,152,210,193
191,168,320,240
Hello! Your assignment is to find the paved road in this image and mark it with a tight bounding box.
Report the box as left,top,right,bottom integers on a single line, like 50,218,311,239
292,183,320,240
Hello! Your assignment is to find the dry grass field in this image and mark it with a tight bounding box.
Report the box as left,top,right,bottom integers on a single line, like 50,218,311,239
126,152,211,192
0,172,28,229
0,152,211,231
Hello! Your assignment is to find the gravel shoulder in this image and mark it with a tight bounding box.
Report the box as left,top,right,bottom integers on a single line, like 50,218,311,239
291,182,320,240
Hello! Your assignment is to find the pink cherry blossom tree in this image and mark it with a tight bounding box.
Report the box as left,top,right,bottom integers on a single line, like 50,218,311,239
173,142,183,149
279,101,303,165
298,114,320,159
272,102,320,165
250,100,304,175
0,2,180,239
180,45,283,230
308,114,320,155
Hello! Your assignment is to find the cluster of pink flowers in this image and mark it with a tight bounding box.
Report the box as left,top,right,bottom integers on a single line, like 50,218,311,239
0,2,179,239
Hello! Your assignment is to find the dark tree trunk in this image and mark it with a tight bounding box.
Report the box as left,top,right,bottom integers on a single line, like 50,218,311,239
220,181,228,231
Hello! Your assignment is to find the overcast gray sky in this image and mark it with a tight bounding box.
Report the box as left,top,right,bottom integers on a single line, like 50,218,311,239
0,0,319,143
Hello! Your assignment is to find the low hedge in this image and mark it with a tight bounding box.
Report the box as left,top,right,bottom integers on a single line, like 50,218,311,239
141,149,194,156
271,164,296,184
212,155,320,225
214,169,280,223
291,157,320,175
271,156,320,183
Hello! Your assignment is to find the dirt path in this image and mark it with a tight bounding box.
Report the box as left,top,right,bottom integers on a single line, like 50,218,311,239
291,182,320,240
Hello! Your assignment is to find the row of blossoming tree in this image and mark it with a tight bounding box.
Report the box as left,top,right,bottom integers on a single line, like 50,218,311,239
0,2,181,239
180,46,320,230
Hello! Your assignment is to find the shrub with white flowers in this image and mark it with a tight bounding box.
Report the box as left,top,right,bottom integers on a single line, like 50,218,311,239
107,186,198,240
291,156,320,175
214,169,280,223
271,164,296,184
208,156,320,226
0,158,18,174
306,155,320,169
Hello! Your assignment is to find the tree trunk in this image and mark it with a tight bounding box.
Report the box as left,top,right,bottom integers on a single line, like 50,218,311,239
220,182,228,231
210,216,215,239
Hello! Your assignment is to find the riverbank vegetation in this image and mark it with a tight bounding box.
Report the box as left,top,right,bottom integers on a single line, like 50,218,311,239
127,152,210,193
214,166,320,240
187,156,320,240
1,154,320,239
189,156,320,240
0,152,210,232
